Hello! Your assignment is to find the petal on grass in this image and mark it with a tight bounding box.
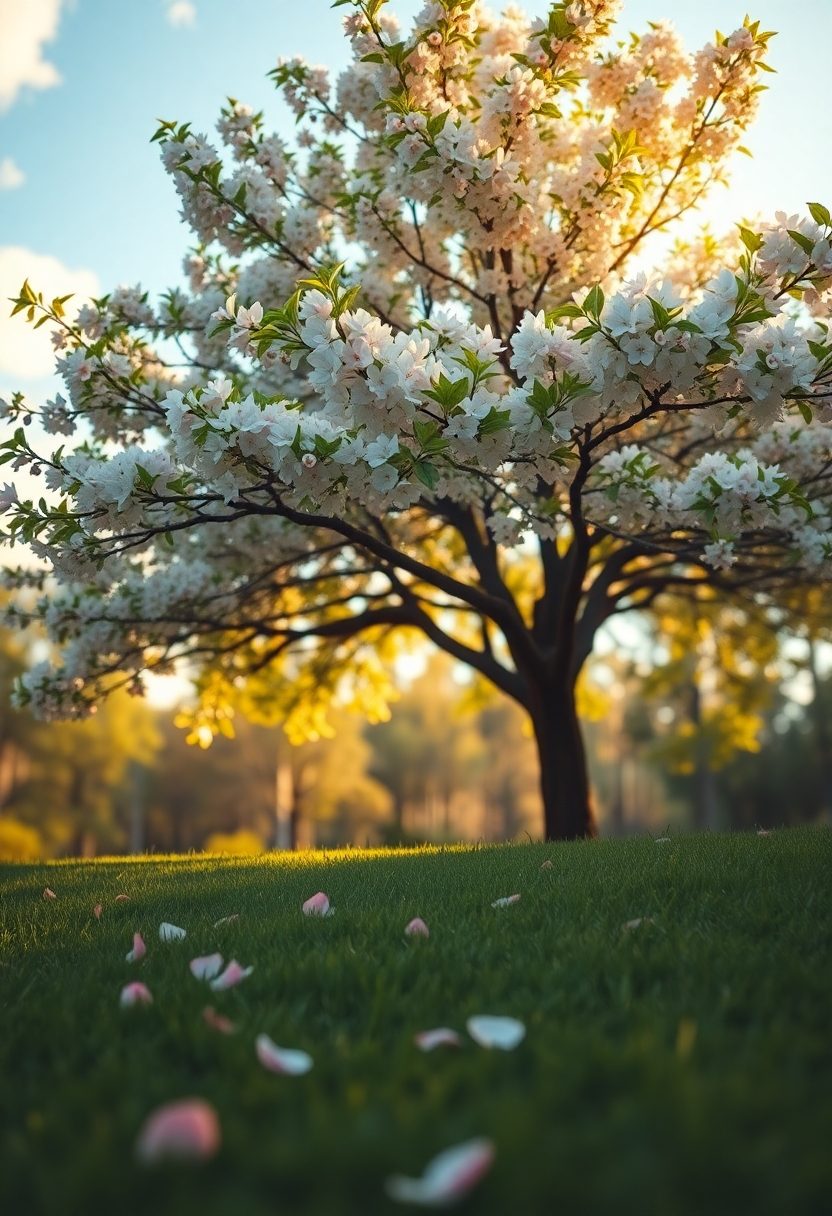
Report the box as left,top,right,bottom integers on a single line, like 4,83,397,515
159,922,187,942
757,828,771,837
655,837,671,844
115,894,129,903
386,1138,494,1206
466,1015,525,1051
209,959,253,991
120,981,153,1008
255,1033,313,1075
539,860,554,871
414,1028,462,1052
623,916,655,932
202,1006,236,1035
190,953,224,981
93,904,103,920
491,894,520,908
135,1098,220,1164
405,917,430,938
43,888,57,900
302,892,333,917
126,932,147,963
213,914,240,928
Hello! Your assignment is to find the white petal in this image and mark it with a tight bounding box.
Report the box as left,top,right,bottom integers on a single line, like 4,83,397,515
209,959,253,991
255,1033,313,1075
386,1138,494,1206
491,894,521,908
159,922,187,942
466,1015,525,1051
414,1028,462,1052
190,952,223,981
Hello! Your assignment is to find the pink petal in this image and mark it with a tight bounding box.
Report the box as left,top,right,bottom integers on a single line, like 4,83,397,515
386,1138,494,1206
202,1006,236,1035
466,1015,525,1050
135,1098,220,1164
540,860,553,871
120,981,153,1008
414,1028,462,1052
255,1033,313,1075
43,888,57,900
302,891,333,917
93,904,103,920
209,959,253,992
159,922,187,942
405,917,430,938
115,893,129,903
213,914,239,928
126,932,147,963
491,894,520,908
190,953,224,981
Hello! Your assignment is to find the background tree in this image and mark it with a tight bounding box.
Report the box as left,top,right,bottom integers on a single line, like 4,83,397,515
4,0,832,840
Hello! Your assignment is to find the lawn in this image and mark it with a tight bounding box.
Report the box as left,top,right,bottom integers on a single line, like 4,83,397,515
1,829,830,1215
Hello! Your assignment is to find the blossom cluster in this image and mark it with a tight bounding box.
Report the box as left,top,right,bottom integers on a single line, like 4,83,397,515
2,0,830,722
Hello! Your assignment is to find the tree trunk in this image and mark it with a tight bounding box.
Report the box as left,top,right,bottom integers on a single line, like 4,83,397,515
529,678,596,841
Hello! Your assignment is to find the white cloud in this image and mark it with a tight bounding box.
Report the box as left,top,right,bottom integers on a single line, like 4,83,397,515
0,247,99,382
166,1,196,28
0,0,65,112
0,157,25,190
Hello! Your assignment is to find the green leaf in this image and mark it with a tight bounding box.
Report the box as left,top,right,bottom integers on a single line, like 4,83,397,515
583,284,604,321
787,229,815,257
412,460,439,490
808,202,831,229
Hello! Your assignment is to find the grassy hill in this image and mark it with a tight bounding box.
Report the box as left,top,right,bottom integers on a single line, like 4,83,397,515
1,829,830,1214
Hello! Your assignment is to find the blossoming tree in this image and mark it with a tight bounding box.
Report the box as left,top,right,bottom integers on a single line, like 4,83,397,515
3,0,832,839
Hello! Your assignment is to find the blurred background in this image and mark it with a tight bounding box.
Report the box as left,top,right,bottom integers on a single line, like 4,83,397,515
1,1,831,857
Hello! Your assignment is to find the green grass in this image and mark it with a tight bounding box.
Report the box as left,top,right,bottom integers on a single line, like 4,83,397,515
1,829,830,1215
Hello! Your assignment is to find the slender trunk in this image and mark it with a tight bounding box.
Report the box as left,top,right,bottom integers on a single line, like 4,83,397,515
529,678,596,841
807,636,832,819
690,681,719,830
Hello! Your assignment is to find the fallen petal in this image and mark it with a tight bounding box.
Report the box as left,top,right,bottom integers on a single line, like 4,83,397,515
620,914,651,933
209,959,253,992
126,932,147,963
213,914,240,928
466,1015,525,1051
757,828,771,837
159,922,187,942
405,917,430,938
115,894,129,903
93,903,103,920
255,1033,313,1075
386,1138,494,1206
190,953,224,981
43,888,57,901
539,860,553,871
120,981,153,1008
135,1098,220,1164
414,1028,462,1052
202,1006,236,1035
655,837,670,844
302,892,333,917
491,894,520,908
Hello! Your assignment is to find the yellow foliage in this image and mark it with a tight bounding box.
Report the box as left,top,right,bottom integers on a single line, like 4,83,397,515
203,829,265,855
0,816,43,860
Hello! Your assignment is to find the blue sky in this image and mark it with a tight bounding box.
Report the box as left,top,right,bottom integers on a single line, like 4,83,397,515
1,0,831,399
